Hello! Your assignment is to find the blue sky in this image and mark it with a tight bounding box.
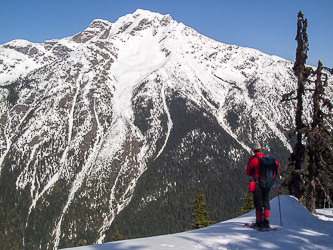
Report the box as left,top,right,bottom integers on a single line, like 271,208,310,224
1,0,332,67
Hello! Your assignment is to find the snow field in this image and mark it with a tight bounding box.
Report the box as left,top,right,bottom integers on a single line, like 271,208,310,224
65,195,333,250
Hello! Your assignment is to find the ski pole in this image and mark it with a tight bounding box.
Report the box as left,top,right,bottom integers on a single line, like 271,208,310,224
278,189,282,226
276,167,282,226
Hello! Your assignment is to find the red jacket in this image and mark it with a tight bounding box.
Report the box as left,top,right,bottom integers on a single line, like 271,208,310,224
246,152,280,180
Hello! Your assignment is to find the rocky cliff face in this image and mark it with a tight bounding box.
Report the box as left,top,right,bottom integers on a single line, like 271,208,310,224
0,9,331,249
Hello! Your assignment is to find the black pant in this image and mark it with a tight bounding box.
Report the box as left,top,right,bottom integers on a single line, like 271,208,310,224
253,183,270,210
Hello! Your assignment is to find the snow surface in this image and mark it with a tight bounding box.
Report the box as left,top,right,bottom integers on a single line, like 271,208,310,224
63,195,333,250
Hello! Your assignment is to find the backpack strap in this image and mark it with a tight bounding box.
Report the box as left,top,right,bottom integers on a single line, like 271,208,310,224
275,161,280,179
252,155,262,183
268,155,279,179
253,155,262,168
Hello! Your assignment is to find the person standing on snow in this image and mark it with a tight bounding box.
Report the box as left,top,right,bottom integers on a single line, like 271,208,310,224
246,142,280,229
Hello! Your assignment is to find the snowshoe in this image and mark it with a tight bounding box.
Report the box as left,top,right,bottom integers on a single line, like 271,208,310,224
244,222,276,232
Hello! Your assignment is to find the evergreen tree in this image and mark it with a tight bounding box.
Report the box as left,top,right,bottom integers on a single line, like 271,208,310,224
238,192,254,216
188,188,215,229
305,61,333,213
282,11,333,213
76,239,87,246
111,231,124,241
281,10,311,200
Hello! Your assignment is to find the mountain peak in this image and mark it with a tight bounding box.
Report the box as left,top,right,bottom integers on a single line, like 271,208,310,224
71,18,112,43
133,8,159,16
88,19,112,29
73,10,174,43
131,9,171,19
98,9,174,40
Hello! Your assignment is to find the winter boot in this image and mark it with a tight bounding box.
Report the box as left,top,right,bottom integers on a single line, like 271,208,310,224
262,210,270,228
262,219,270,229
250,220,263,229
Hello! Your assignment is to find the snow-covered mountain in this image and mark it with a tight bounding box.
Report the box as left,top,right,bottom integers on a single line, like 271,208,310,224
64,195,333,250
0,9,332,250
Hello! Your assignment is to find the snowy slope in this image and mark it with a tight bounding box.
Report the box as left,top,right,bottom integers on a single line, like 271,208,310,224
64,195,333,250
0,38,77,84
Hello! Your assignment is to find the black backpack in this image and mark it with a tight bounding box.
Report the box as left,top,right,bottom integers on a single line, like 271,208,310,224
254,155,278,188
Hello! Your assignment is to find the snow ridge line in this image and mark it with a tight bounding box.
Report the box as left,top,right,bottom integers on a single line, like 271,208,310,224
96,147,149,244
95,117,148,243
96,67,167,242
93,116,128,244
94,125,130,243
96,156,126,244
24,77,80,225
155,74,173,159
53,98,104,250
60,79,81,165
